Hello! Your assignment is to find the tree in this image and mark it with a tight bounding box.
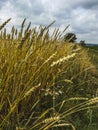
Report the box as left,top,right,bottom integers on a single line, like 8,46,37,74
79,40,86,46
64,33,77,43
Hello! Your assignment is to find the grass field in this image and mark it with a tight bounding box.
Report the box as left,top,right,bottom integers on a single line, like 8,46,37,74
0,19,98,130
85,45,98,69
78,45,98,130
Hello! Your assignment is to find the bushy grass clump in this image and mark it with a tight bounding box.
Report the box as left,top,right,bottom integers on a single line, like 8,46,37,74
0,19,98,130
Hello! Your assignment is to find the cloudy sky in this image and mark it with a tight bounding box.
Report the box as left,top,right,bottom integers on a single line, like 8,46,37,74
0,0,98,43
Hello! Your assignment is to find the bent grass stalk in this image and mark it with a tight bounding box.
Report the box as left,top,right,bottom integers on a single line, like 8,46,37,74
0,18,11,30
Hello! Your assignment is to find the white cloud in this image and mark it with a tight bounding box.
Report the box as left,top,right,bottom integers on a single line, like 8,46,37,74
0,0,98,43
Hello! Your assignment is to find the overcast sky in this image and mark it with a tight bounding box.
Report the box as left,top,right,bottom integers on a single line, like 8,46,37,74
0,0,98,43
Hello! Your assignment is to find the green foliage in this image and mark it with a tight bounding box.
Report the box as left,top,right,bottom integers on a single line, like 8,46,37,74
79,40,86,46
64,33,77,43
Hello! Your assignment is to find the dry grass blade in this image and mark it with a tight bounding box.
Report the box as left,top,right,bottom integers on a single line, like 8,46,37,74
21,18,26,28
52,123,75,130
20,18,26,36
30,109,53,129
18,30,31,49
25,22,31,34
51,53,76,67
0,18,11,30
23,83,41,98
58,97,88,112
45,20,56,30
59,97,98,119
59,24,70,38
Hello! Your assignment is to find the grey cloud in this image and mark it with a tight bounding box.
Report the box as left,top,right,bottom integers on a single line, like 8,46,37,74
0,0,98,43
80,1,98,9
65,0,98,9
0,0,8,8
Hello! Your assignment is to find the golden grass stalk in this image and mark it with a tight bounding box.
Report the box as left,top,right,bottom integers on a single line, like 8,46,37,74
0,18,11,30
51,53,76,67
23,83,41,98
52,123,76,130
18,30,31,49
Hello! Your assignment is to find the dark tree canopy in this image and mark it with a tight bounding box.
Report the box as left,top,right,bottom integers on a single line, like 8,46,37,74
64,33,77,43
79,40,86,46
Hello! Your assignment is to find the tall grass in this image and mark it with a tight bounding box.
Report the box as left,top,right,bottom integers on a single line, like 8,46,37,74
0,19,98,130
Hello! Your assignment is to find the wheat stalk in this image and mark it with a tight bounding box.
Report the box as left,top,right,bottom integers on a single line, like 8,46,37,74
51,53,76,67
0,18,11,30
